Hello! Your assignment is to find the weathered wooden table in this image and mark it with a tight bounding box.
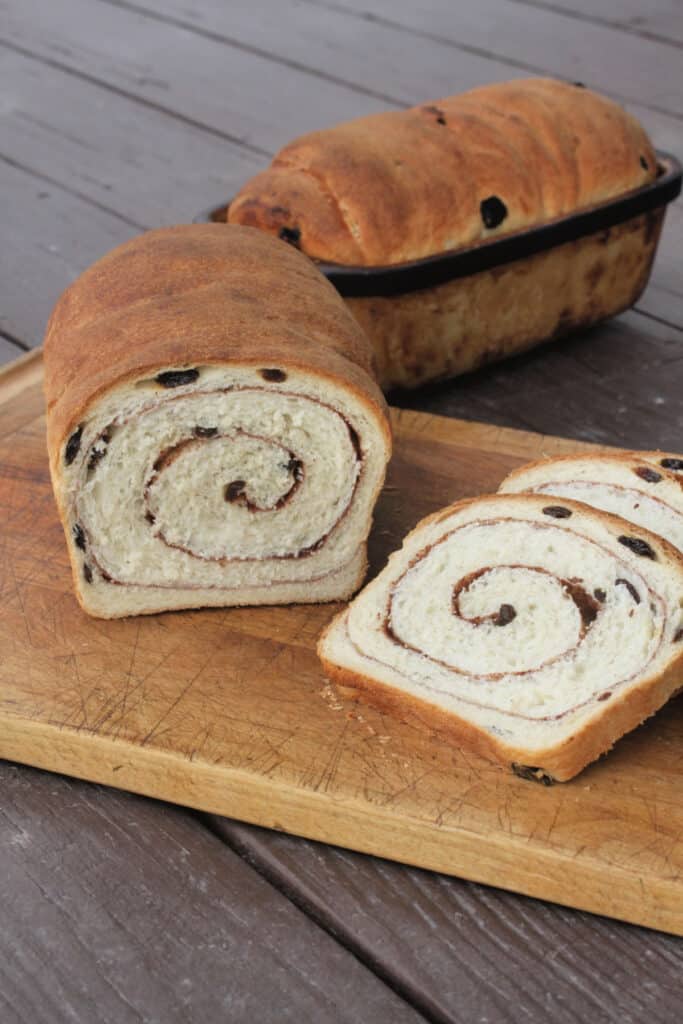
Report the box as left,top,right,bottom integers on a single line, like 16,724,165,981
1,1,682,1020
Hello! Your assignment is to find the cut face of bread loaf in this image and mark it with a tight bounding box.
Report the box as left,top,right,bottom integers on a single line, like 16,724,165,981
318,494,683,782
500,453,683,554
43,225,391,618
228,78,656,267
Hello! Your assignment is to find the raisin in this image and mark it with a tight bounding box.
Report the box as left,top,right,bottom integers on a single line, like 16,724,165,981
616,578,641,604
634,465,662,483
674,627,683,643
598,691,612,702
542,505,572,519
661,457,683,471
194,425,218,438
155,369,199,388
480,195,508,229
424,104,447,125
65,425,83,465
511,763,555,786
278,226,301,247
145,511,156,525
286,456,303,480
83,563,93,584
594,588,606,603
640,155,649,171
225,480,247,502
260,368,287,382
495,603,516,627
573,81,585,88
73,523,86,551
618,535,657,560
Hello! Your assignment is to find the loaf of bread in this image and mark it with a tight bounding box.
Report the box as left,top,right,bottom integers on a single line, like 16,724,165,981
500,452,683,553
43,224,391,618
318,494,683,782
228,78,656,266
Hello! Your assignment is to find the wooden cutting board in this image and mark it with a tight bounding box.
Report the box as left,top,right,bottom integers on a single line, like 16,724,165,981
1,351,682,936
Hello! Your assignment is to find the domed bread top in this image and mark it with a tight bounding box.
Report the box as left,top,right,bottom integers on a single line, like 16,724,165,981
227,78,657,266
44,223,389,470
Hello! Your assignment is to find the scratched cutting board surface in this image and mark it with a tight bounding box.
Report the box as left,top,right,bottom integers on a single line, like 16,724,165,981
1,351,681,936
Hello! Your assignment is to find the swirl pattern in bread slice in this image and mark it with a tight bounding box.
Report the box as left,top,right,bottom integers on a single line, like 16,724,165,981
44,225,391,618
318,494,683,782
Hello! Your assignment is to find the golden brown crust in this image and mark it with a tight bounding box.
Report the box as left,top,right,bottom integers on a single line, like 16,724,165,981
319,635,683,783
43,224,391,468
227,78,657,266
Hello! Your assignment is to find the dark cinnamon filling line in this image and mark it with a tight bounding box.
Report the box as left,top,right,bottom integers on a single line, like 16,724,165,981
145,430,303,515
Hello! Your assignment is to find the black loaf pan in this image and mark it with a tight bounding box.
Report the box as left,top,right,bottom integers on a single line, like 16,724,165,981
194,153,680,297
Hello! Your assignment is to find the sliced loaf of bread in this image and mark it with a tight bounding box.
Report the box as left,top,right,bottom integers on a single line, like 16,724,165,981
318,494,683,782
499,452,683,554
43,225,391,618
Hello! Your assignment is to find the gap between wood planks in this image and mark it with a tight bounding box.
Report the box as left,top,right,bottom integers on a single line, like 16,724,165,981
95,0,683,121
0,764,428,1024
0,329,30,353
499,0,683,49
197,810,450,1024
0,39,271,160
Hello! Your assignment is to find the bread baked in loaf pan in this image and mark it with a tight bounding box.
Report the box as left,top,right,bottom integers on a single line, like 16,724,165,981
197,152,680,390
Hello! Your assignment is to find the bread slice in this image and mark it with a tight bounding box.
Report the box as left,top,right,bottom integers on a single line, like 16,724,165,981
318,494,683,783
43,224,391,618
499,452,683,553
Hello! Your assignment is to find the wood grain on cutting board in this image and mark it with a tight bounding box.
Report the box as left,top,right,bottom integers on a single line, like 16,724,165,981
0,351,681,936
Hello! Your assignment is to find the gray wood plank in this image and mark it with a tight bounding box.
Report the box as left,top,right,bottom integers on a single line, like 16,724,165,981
0,158,136,345
0,763,424,1024
93,0,683,147
0,47,264,227
503,0,683,46
300,0,683,116
0,0,388,154
212,818,683,1024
